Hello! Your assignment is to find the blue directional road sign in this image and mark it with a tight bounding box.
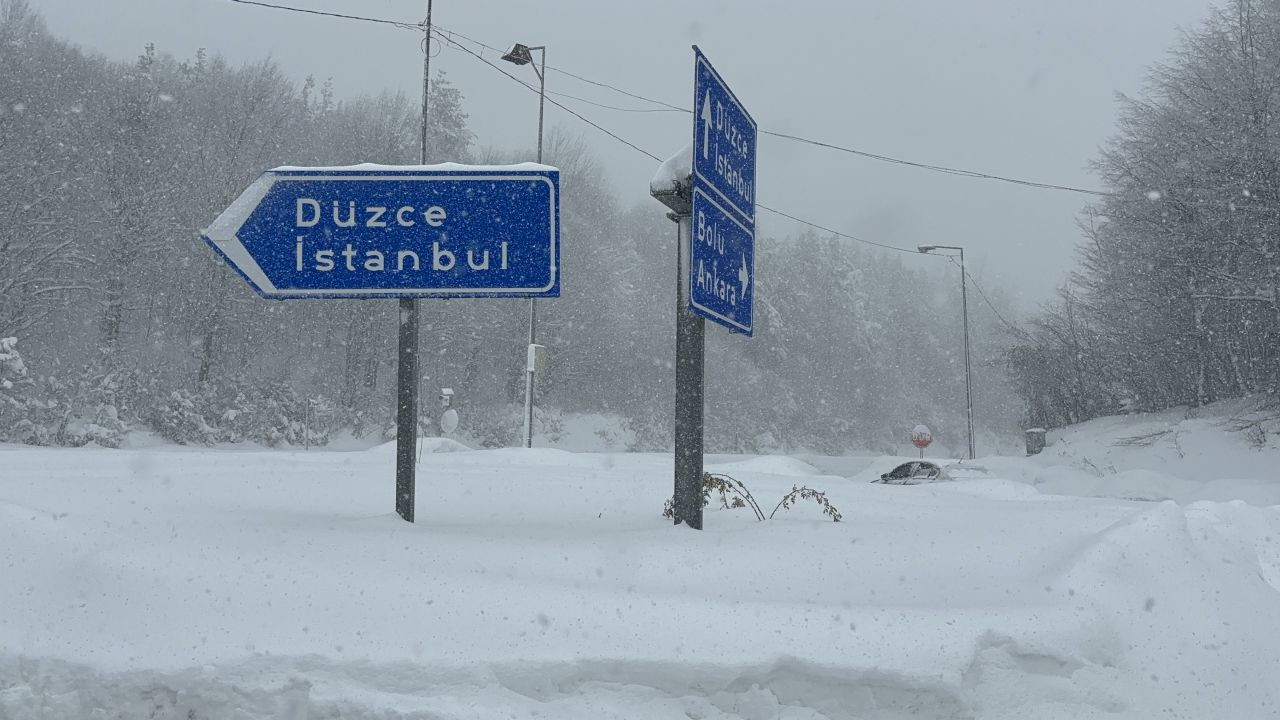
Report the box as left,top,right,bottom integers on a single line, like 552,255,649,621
202,165,560,299
691,186,754,334
691,46,757,335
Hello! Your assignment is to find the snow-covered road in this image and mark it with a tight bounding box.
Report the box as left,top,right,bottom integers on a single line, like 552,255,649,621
2,439,1279,719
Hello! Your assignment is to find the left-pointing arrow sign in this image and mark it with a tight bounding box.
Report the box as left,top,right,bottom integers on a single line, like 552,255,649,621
202,163,561,300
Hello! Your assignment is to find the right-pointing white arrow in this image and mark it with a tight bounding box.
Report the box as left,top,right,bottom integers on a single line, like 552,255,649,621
700,90,712,160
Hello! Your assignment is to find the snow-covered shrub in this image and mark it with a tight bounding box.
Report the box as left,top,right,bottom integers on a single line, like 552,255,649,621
1245,424,1268,449
139,377,336,448
0,336,47,444
624,407,671,452
337,405,381,440
53,364,134,448
537,407,564,444
224,381,329,447
464,406,518,448
462,404,563,448
144,387,222,445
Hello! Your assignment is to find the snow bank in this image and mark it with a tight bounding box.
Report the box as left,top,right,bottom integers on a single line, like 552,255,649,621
271,161,558,173
706,454,821,477
3,443,1280,718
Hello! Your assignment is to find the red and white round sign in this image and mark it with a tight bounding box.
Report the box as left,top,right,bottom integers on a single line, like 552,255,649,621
911,424,933,449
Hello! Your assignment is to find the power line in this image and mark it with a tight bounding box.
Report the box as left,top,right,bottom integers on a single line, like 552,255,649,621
435,31,959,257
430,24,688,113
546,66,688,113
758,130,1111,197
431,24,1111,197
545,89,685,114
757,205,921,255
214,1,1026,271
223,3,1113,199
433,32,946,254
217,0,922,255
225,0,420,29
946,257,1028,337
433,33,661,161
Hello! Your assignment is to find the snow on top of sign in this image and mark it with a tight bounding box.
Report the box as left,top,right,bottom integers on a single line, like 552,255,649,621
270,162,558,172
649,141,692,195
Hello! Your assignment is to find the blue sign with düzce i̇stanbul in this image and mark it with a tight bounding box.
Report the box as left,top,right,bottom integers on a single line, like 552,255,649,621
202,164,560,299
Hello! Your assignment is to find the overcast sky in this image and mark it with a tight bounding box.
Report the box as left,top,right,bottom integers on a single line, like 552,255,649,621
38,0,1218,309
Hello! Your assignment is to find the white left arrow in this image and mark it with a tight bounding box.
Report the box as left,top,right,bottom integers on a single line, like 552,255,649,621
738,252,750,301
700,90,712,159
202,172,279,295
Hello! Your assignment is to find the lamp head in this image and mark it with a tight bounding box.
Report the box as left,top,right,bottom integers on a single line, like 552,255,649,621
501,43,534,65
917,245,937,254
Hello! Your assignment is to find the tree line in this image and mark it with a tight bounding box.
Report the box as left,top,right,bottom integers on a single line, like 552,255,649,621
1009,0,1280,429
1,0,1019,453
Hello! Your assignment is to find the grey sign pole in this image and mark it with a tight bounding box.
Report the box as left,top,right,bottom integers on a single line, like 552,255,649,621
651,47,755,531
650,169,701,527
396,0,433,523
395,299,419,522
672,211,705,530
653,173,703,530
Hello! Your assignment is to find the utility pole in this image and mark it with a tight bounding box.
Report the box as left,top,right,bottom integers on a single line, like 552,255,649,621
419,0,433,167
959,247,975,460
501,42,547,449
917,244,976,460
523,44,545,449
395,0,432,523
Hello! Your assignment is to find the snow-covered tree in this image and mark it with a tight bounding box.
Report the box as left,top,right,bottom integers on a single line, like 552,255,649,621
1012,0,1280,426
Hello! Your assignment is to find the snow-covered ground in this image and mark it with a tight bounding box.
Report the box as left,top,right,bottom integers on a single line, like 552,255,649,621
3,404,1280,719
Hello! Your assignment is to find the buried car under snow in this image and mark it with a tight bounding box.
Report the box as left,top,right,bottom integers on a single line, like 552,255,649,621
872,461,993,485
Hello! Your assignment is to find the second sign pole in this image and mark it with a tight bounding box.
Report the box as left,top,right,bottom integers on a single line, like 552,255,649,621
672,211,705,530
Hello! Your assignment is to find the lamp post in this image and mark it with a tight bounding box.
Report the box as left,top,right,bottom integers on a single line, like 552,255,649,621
917,244,975,460
501,42,547,449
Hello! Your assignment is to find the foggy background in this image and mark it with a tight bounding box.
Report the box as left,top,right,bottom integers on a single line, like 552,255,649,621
38,0,1216,305
8,0,1262,457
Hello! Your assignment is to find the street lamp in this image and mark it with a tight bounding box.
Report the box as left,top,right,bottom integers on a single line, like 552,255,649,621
917,244,975,460
502,41,547,449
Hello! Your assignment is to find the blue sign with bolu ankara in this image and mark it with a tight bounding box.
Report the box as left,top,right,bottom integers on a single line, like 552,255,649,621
202,164,560,299
691,46,756,335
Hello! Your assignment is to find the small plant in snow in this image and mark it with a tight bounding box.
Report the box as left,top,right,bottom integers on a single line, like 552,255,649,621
1245,424,1268,450
771,485,843,522
662,472,842,523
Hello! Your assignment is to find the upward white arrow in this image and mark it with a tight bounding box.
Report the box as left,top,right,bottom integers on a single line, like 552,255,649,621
700,90,712,159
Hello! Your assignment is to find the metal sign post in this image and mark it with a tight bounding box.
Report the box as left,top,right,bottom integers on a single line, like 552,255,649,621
674,212,706,529
396,299,419,520
651,46,756,530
